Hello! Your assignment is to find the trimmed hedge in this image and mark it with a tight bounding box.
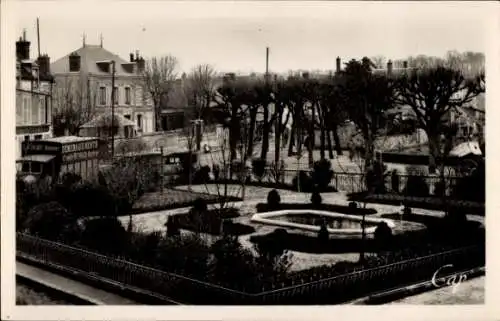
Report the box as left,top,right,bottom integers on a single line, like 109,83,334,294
174,208,256,236
349,192,485,215
255,203,378,215
129,189,242,215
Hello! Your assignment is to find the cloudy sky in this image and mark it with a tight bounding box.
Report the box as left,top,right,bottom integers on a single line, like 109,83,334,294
11,1,491,74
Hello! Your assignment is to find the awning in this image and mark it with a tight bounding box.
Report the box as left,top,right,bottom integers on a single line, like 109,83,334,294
17,155,56,163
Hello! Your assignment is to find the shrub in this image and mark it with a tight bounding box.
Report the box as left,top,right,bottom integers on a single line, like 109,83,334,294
128,231,163,263
193,165,211,184
210,235,259,288
317,220,329,243
391,170,400,193
67,182,115,218
311,159,334,191
403,167,429,197
366,160,388,194
452,162,485,202
252,158,267,182
374,221,393,249
80,217,129,255
311,191,322,207
267,189,281,209
292,171,314,192
156,233,211,278
348,201,358,209
166,215,181,237
25,201,79,242
192,198,208,213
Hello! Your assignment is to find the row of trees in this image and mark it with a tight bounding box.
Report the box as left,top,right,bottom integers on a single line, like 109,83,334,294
52,51,484,178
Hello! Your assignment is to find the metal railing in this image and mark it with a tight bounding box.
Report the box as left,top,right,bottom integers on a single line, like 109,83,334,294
17,233,484,304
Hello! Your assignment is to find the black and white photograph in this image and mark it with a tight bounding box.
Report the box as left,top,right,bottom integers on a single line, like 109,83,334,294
1,0,498,320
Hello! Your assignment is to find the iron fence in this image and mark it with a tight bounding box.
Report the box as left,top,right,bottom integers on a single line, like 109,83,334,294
17,233,483,305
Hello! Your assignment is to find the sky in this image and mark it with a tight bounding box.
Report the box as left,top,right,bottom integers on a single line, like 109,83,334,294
11,1,491,74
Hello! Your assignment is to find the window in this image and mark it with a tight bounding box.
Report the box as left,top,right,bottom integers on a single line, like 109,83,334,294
124,114,131,120
125,87,131,105
23,96,31,125
137,114,143,129
16,93,22,125
31,96,39,125
113,86,119,105
99,86,107,105
35,135,42,140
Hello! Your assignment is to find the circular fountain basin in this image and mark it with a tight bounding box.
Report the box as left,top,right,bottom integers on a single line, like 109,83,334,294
250,209,396,236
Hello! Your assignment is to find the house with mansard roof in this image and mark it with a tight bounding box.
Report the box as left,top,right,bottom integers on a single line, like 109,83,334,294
50,41,155,137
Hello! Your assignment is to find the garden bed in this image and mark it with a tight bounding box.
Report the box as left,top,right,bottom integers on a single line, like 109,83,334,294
255,203,377,215
348,192,485,215
129,188,242,215
173,208,256,236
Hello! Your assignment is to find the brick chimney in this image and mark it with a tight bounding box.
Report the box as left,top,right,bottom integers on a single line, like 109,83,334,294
69,52,81,72
130,53,135,62
387,60,393,76
136,56,145,73
336,57,341,72
16,32,30,61
403,61,408,69
37,54,51,78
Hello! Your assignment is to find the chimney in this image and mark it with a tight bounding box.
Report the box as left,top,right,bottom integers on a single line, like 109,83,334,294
136,56,145,73
387,60,393,76
336,56,341,72
37,54,50,78
16,35,30,61
403,61,408,69
69,52,81,72
130,53,135,62
135,50,140,61
302,72,310,79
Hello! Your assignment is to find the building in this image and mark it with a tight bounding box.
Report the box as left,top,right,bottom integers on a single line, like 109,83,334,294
50,41,155,138
15,31,55,159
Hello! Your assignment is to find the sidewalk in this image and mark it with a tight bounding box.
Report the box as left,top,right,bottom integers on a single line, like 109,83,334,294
17,261,139,305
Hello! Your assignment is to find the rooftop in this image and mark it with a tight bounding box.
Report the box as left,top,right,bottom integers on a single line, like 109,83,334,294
51,45,138,76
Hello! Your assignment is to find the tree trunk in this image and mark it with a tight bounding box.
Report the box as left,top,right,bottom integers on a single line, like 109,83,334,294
308,105,315,167
326,129,335,159
261,104,270,160
274,107,282,168
428,133,440,174
288,123,295,157
247,107,257,158
155,104,162,132
364,130,375,171
332,123,343,156
320,127,326,160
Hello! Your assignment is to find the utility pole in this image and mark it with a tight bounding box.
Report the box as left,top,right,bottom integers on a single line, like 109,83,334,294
36,18,41,58
110,60,116,159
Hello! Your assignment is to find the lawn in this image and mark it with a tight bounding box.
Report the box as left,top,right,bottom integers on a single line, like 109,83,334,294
130,187,242,215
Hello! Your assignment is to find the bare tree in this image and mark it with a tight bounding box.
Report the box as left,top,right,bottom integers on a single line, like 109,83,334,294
142,55,179,131
184,64,217,120
370,55,387,69
52,76,98,136
394,65,484,173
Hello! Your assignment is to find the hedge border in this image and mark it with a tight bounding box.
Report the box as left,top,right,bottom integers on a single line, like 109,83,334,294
255,203,378,215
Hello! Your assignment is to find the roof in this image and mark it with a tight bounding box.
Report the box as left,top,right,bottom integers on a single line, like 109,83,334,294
50,45,137,76
18,155,56,163
44,136,99,144
81,113,137,128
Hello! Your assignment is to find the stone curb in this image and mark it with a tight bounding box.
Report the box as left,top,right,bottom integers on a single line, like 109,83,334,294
348,266,485,305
